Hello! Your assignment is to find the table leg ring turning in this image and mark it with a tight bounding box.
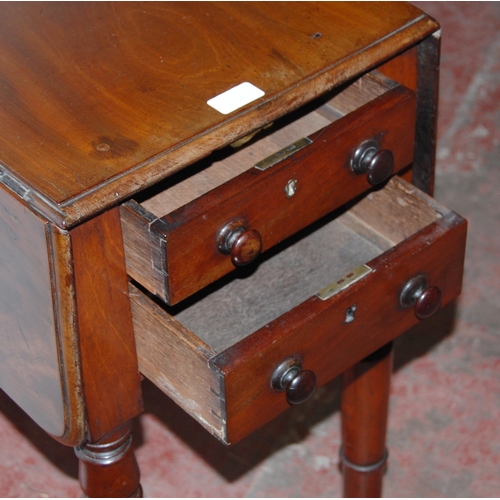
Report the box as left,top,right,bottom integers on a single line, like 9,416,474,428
339,446,389,474
75,422,142,498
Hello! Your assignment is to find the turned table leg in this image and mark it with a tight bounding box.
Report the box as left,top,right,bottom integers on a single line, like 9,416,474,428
75,421,142,498
340,342,393,497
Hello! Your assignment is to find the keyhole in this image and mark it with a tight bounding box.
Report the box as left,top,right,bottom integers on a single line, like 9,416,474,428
345,305,357,323
285,179,298,198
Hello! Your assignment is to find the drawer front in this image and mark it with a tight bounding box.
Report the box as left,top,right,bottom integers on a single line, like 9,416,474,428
212,211,466,443
130,178,467,445
122,76,416,304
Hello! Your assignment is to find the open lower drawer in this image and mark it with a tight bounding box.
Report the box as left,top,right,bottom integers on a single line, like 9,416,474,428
121,71,416,305
129,177,466,445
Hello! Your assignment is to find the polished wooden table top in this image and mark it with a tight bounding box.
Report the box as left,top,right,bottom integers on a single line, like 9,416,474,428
0,2,437,227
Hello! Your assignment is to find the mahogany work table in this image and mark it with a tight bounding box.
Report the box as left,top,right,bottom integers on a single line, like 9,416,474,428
0,3,466,497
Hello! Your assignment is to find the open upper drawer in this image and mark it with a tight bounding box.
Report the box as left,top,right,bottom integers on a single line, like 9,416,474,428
128,177,467,445
121,72,416,305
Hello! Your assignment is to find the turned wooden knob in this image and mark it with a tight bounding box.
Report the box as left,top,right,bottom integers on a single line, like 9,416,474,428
400,275,443,320
414,285,442,319
217,219,262,266
365,149,394,185
271,357,318,405
285,370,317,405
351,140,394,185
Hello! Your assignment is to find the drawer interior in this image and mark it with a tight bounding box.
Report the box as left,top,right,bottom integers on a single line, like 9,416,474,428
142,178,445,353
135,71,394,217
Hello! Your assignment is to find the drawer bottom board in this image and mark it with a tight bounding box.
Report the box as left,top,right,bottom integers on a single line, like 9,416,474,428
164,209,387,353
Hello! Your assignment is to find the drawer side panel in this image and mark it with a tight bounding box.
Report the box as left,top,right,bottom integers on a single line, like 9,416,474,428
121,200,169,302
129,284,226,442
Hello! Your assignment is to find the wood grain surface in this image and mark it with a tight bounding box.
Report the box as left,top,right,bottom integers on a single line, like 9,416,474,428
129,284,226,441
72,208,143,442
0,185,66,438
0,2,438,226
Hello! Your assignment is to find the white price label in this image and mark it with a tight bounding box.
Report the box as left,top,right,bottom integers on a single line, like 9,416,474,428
207,82,265,115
